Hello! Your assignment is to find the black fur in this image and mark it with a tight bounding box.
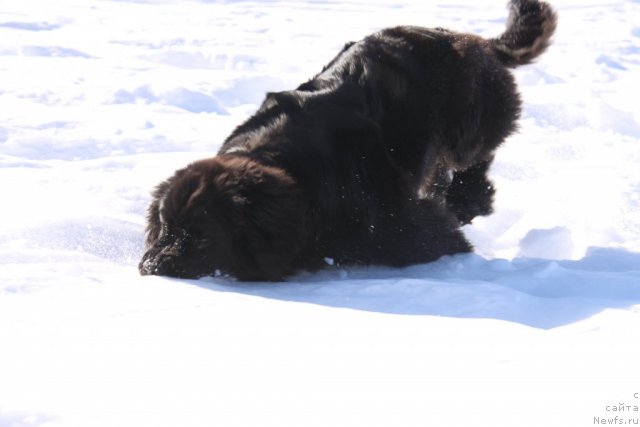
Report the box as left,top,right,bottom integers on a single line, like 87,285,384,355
139,0,557,281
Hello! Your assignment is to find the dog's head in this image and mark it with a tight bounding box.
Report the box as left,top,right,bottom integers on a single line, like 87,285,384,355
139,156,308,281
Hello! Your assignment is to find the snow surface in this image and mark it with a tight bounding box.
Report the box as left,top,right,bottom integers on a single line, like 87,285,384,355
1,0,640,426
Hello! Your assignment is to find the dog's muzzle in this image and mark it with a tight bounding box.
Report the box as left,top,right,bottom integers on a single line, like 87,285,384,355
138,244,197,279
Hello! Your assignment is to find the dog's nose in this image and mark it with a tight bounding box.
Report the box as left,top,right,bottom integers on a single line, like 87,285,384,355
139,252,161,276
138,255,157,276
138,250,199,279
138,251,176,276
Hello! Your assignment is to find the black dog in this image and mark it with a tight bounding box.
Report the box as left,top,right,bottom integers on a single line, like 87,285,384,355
139,0,557,281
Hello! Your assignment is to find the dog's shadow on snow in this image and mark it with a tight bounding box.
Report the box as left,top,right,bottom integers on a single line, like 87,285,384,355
189,247,640,330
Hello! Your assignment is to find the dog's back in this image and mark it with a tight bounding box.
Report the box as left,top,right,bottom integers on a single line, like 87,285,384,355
222,0,557,181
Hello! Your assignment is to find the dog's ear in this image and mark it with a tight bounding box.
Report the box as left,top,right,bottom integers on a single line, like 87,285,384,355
216,157,309,281
144,178,173,248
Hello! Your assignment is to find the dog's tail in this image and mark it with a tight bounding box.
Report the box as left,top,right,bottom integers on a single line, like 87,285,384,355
491,0,557,67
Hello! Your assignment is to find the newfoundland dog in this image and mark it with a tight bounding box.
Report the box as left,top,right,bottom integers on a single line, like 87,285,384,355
139,0,557,281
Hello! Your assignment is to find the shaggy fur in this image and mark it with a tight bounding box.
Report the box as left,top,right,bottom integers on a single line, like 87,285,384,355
139,0,557,281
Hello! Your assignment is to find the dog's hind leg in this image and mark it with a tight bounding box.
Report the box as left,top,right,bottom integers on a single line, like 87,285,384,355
331,199,472,267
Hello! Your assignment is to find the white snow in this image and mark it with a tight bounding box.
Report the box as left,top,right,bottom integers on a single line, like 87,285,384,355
1,0,640,426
